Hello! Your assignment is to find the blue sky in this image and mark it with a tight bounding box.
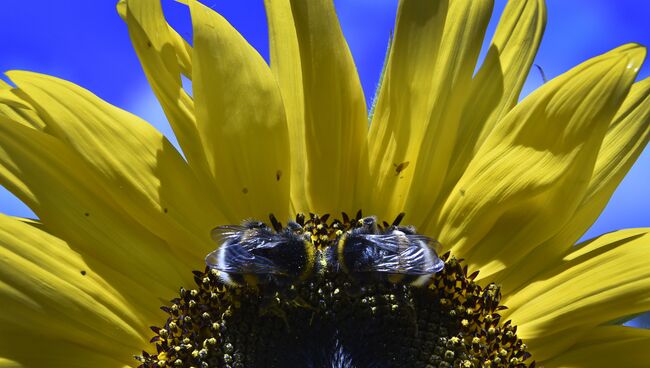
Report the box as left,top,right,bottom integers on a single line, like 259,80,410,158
1,0,648,297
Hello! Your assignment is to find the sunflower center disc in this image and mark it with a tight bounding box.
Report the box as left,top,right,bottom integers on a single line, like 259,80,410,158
136,214,533,368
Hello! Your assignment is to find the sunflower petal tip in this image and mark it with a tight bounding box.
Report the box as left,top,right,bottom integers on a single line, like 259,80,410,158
5,70,32,79
624,46,646,75
602,44,647,81
616,43,647,67
4,70,26,84
116,0,126,19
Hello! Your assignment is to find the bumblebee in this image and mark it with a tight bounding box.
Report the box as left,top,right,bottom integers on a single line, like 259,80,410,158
205,213,444,287
336,216,444,286
205,219,314,287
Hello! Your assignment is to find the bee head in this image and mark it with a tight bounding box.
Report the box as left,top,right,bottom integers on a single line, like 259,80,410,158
356,216,378,234
285,221,303,233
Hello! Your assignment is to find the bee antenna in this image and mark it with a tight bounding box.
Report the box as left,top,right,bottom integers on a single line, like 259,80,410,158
320,214,330,223
355,209,363,220
392,212,406,226
269,214,283,232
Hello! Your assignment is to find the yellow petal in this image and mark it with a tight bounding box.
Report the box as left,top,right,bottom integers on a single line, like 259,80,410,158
0,115,191,322
118,0,192,76
0,214,146,366
503,228,650,361
0,358,20,368
6,71,225,263
497,77,650,293
0,88,29,109
435,44,645,278
0,336,132,368
366,0,494,225
283,0,368,215
119,0,214,184
15,217,44,229
588,77,650,214
543,326,650,368
263,0,309,214
189,0,291,221
440,0,546,208
0,81,45,130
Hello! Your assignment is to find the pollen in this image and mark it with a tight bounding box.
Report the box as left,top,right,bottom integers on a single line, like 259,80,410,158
136,214,533,367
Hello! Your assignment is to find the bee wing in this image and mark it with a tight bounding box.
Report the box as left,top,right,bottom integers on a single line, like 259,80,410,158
205,242,287,275
208,226,290,275
210,225,247,244
345,233,444,275
211,225,279,249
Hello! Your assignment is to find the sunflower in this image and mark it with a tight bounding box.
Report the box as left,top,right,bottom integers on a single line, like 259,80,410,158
0,0,649,367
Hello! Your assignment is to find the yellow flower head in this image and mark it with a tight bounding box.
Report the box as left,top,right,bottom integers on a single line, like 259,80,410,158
0,0,649,367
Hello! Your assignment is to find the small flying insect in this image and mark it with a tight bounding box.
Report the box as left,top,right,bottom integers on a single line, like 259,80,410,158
336,216,444,286
205,219,314,287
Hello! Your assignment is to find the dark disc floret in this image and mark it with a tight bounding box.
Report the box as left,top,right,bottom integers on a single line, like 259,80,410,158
136,213,533,368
